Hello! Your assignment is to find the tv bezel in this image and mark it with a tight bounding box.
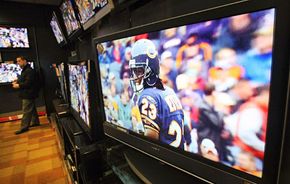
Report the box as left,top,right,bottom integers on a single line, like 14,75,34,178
76,0,114,30
93,1,289,184
0,25,30,49
50,11,67,46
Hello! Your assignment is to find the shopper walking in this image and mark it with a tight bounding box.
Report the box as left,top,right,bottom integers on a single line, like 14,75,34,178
12,56,40,134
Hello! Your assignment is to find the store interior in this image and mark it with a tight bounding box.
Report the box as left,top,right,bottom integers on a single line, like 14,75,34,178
0,0,290,184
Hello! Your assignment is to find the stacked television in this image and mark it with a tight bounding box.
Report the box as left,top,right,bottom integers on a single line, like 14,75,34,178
0,26,32,85
94,4,289,184
49,0,114,46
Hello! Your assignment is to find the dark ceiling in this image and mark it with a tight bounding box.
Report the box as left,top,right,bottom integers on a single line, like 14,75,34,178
2,0,62,6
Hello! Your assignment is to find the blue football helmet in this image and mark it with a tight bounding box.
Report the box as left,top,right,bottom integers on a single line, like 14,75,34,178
129,39,160,94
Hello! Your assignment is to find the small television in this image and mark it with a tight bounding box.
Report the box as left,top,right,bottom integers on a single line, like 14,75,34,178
94,4,288,184
0,61,34,84
54,63,68,103
60,0,81,36
50,12,66,45
0,26,29,48
68,61,90,128
74,0,114,30
68,60,103,141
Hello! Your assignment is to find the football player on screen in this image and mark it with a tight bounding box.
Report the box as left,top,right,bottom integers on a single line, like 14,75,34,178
129,39,185,149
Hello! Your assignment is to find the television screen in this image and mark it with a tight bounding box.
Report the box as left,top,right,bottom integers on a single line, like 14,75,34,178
75,0,113,30
50,12,66,44
54,63,68,102
60,0,81,36
96,8,275,179
0,26,29,48
0,61,34,83
75,0,108,25
68,62,90,127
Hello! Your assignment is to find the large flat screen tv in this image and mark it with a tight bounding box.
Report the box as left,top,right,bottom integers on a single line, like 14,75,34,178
50,12,66,45
74,0,114,30
60,0,81,36
68,61,90,128
0,26,29,48
94,5,288,183
0,61,34,84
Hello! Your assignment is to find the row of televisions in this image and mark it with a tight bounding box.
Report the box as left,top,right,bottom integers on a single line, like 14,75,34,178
54,4,289,184
0,0,113,49
50,0,114,46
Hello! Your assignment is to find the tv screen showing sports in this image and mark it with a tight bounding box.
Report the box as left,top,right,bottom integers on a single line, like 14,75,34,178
0,61,34,83
54,63,68,102
75,0,113,30
0,26,29,48
60,0,81,36
68,62,90,127
96,8,275,180
50,12,66,44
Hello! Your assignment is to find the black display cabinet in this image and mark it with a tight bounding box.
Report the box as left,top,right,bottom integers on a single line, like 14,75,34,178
52,99,104,184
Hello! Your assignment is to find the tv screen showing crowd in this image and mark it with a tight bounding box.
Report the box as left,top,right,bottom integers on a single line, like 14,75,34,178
96,9,274,177
0,26,29,48
50,13,65,44
75,0,108,25
0,62,34,83
68,63,90,127
60,0,81,35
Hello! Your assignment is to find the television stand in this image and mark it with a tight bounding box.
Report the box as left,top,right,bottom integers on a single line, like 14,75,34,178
123,149,208,184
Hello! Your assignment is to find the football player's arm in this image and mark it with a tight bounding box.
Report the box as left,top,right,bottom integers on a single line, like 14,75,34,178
144,128,159,140
139,96,160,140
141,112,160,140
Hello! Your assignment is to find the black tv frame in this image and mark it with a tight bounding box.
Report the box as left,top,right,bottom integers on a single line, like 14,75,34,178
93,1,290,184
68,60,104,142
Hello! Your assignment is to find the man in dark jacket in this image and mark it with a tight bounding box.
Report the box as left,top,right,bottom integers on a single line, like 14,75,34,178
12,56,40,134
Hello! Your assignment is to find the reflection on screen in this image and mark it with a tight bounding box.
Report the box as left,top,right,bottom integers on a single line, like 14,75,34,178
0,62,34,83
0,27,29,48
69,63,90,127
60,0,81,35
75,0,108,24
96,9,275,177
50,13,65,44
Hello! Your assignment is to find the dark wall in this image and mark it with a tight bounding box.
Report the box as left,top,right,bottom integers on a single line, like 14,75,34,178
0,2,67,115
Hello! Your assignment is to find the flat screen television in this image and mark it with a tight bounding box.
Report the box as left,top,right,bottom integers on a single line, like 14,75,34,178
50,12,66,45
54,63,68,103
0,26,29,48
0,61,34,84
74,0,114,30
94,4,289,184
68,61,90,128
60,0,81,36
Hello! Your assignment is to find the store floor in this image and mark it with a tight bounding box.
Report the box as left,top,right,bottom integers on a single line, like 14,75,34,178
0,116,67,184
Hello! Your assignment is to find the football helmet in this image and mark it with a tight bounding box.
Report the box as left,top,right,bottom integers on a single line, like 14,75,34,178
129,39,160,94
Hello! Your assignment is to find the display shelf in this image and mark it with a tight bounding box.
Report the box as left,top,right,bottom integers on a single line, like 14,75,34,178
52,100,105,184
